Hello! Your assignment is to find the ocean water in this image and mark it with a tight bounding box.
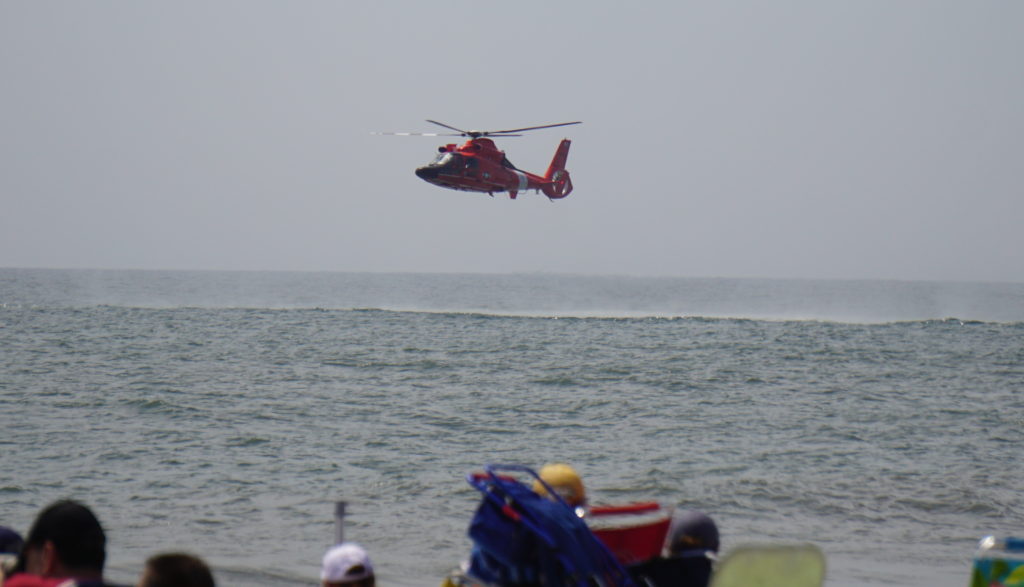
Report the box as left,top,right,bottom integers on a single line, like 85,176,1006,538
1,268,1022,587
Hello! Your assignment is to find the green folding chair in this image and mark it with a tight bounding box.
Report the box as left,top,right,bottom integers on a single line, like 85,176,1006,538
710,544,826,587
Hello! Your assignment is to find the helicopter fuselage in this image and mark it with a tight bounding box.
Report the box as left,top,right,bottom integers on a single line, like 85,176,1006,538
415,137,572,200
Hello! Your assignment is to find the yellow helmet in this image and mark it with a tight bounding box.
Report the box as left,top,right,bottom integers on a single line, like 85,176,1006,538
532,463,586,507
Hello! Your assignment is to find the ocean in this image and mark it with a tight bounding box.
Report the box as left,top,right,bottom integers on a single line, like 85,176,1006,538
2,268,1022,587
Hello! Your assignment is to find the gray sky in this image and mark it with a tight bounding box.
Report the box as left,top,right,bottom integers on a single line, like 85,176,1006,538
2,1,1022,282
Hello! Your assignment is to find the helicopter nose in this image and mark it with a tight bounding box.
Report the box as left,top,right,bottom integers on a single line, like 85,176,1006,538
415,166,439,180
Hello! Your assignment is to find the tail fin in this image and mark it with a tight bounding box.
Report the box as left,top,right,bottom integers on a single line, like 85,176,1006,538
542,139,573,199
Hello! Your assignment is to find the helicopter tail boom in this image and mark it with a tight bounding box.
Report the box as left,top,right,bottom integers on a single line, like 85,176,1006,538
542,139,573,199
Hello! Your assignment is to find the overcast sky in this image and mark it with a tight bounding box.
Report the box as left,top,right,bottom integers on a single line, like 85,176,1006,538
2,2,1022,282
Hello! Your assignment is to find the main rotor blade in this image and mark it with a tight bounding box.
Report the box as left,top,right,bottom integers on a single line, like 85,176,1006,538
488,121,582,134
372,131,461,137
426,120,470,134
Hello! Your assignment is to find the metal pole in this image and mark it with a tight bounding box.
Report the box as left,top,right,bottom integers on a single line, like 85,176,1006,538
334,501,347,545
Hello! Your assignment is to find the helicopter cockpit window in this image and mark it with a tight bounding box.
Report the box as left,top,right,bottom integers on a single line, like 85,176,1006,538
430,150,466,169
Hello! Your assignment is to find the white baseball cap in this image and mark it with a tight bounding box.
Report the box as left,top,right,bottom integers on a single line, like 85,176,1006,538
321,542,374,583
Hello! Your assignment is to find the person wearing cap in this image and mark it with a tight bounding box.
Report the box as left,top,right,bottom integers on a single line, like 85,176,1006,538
1,526,25,582
531,463,588,517
628,509,720,587
321,542,374,587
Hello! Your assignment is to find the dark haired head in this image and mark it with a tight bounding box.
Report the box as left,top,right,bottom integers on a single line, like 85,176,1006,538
24,500,106,574
141,553,216,587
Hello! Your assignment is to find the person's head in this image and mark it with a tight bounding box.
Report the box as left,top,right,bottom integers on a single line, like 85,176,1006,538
0,526,24,578
138,552,215,587
321,542,374,587
22,500,106,579
532,463,586,507
665,510,719,557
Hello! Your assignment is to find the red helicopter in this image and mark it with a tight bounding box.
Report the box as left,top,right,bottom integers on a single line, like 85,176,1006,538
379,120,581,200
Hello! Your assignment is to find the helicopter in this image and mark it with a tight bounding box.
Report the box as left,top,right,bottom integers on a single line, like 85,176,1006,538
378,120,581,200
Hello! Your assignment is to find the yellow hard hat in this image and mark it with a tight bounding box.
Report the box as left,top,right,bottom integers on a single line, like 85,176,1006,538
532,463,586,507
